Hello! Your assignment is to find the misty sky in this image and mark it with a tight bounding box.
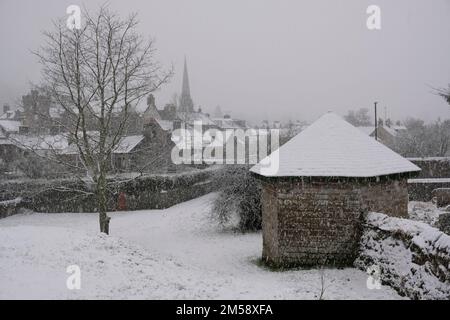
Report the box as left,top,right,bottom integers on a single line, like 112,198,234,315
0,0,449,124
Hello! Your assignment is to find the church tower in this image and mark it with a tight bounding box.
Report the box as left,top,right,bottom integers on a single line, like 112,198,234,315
178,57,194,113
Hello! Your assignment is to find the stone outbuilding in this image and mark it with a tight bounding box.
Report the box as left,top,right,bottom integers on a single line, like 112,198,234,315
250,112,421,267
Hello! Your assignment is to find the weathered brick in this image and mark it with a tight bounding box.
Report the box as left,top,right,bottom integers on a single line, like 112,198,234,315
261,177,409,267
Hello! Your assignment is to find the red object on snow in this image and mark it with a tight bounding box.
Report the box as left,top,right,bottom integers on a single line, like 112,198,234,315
117,192,127,211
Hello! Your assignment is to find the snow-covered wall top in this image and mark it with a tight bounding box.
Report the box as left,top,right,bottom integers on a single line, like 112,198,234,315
355,212,450,300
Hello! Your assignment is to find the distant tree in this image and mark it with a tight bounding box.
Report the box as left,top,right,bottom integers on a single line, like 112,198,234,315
436,85,450,106
385,118,392,127
344,108,372,127
428,119,450,156
32,6,172,234
394,118,450,157
212,166,262,232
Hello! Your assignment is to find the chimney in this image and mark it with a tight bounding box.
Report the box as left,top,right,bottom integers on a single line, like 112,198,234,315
3,104,10,115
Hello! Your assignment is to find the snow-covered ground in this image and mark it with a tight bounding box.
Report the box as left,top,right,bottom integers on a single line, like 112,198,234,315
0,193,403,300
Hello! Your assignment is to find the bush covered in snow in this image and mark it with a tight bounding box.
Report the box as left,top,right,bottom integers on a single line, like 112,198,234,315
212,165,262,231
408,201,443,227
355,212,450,300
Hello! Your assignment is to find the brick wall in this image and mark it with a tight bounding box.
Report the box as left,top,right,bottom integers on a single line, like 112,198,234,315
261,182,279,262
360,179,409,217
260,176,409,267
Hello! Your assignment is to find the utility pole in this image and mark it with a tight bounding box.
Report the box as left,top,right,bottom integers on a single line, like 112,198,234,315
374,101,378,141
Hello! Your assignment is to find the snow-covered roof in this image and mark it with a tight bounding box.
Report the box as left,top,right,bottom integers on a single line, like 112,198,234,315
59,134,145,155
357,126,375,136
392,125,407,131
113,135,144,154
0,120,21,133
382,126,400,137
250,112,421,178
156,119,173,131
177,112,217,127
212,118,245,129
8,134,69,151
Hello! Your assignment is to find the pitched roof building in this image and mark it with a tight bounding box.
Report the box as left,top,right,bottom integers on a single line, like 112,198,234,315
251,112,420,267
251,112,419,178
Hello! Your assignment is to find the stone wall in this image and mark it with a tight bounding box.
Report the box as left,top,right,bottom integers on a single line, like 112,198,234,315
408,157,450,178
355,212,450,300
408,179,450,202
259,176,409,267
432,188,450,207
0,167,220,215
261,182,279,262
360,179,409,217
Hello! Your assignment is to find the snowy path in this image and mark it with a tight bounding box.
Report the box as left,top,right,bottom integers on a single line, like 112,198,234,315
0,193,403,299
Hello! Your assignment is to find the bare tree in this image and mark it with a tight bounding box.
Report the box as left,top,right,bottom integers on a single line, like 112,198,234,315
394,118,450,157
436,85,450,106
33,6,172,234
344,108,372,127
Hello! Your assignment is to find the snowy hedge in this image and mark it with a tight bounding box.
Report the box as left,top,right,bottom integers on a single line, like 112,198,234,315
211,165,262,231
0,168,219,213
355,212,450,300
0,197,23,219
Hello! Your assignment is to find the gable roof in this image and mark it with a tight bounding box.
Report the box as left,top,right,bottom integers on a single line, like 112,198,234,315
357,126,375,136
8,134,69,151
0,120,21,133
250,112,420,178
114,135,144,154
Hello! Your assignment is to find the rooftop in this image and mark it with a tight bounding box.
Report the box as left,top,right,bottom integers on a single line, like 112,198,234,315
250,112,420,178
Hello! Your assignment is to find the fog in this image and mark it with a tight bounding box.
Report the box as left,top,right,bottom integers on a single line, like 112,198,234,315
1,0,449,123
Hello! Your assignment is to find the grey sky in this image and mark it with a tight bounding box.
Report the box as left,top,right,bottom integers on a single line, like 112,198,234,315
0,0,449,124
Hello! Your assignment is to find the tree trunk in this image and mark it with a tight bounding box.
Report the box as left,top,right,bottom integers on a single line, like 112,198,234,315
97,174,110,234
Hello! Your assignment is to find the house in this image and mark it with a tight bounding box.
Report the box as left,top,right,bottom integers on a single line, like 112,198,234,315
59,120,175,173
0,119,21,137
357,124,407,147
0,133,69,178
212,117,247,130
250,112,420,267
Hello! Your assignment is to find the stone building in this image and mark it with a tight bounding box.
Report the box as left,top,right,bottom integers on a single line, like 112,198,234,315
250,112,420,267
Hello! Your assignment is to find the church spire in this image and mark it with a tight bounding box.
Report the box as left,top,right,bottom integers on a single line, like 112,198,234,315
179,56,194,113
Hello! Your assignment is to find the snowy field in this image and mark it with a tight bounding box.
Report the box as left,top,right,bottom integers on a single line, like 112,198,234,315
0,193,403,300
